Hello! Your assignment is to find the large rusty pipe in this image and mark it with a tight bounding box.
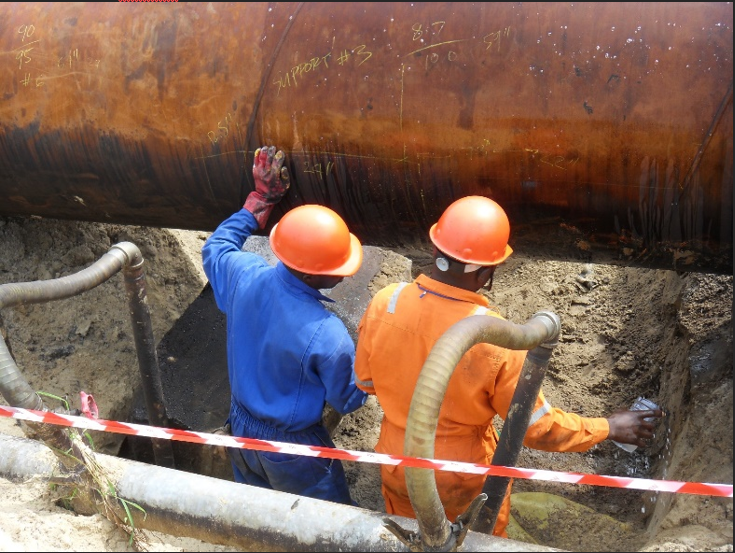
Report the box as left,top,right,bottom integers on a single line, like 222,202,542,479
0,3,731,273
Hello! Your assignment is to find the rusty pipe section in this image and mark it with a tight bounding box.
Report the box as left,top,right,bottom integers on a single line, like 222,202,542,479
402,312,560,550
0,3,731,273
0,242,174,467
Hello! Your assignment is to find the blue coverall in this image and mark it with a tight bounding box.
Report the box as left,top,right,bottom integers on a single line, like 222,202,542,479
202,208,367,504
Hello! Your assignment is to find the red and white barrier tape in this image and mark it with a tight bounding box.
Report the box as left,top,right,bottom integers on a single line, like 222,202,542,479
1,405,731,498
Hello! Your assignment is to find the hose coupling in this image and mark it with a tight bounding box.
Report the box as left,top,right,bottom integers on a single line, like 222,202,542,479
532,311,561,349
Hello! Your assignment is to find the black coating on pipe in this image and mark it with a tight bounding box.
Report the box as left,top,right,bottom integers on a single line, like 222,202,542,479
475,344,555,535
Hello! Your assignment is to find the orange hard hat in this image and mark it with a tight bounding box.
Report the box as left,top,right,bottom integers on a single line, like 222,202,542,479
429,196,513,265
269,204,363,276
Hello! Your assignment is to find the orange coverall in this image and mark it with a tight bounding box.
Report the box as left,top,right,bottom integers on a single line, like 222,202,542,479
354,274,610,537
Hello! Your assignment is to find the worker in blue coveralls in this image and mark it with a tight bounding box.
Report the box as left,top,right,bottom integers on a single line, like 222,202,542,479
202,145,367,505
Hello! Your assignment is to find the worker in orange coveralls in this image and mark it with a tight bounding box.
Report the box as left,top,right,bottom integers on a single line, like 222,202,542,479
354,195,663,537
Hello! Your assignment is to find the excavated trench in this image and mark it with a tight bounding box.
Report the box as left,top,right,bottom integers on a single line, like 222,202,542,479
0,217,732,551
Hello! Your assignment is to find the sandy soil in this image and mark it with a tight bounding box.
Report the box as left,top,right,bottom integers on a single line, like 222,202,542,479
0,215,732,552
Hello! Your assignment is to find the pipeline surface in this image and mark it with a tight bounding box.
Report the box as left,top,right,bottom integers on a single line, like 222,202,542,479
0,2,732,272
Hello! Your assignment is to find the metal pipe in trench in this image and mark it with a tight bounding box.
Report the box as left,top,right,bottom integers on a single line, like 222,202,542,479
0,2,732,277
0,434,560,553
403,311,561,550
475,339,559,534
117,243,175,468
0,242,174,467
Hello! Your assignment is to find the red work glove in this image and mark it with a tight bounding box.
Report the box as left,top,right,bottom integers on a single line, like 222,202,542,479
244,145,291,228
79,391,99,419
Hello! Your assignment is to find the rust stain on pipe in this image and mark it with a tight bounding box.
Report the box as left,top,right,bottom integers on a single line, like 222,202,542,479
0,2,731,273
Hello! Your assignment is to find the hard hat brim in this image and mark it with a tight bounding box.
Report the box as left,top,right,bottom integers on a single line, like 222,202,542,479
328,233,363,276
269,225,363,276
430,223,513,266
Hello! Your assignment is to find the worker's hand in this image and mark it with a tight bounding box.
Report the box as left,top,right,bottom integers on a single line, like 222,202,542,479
244,145,291,228
606,408,664,447
252,145,290,201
